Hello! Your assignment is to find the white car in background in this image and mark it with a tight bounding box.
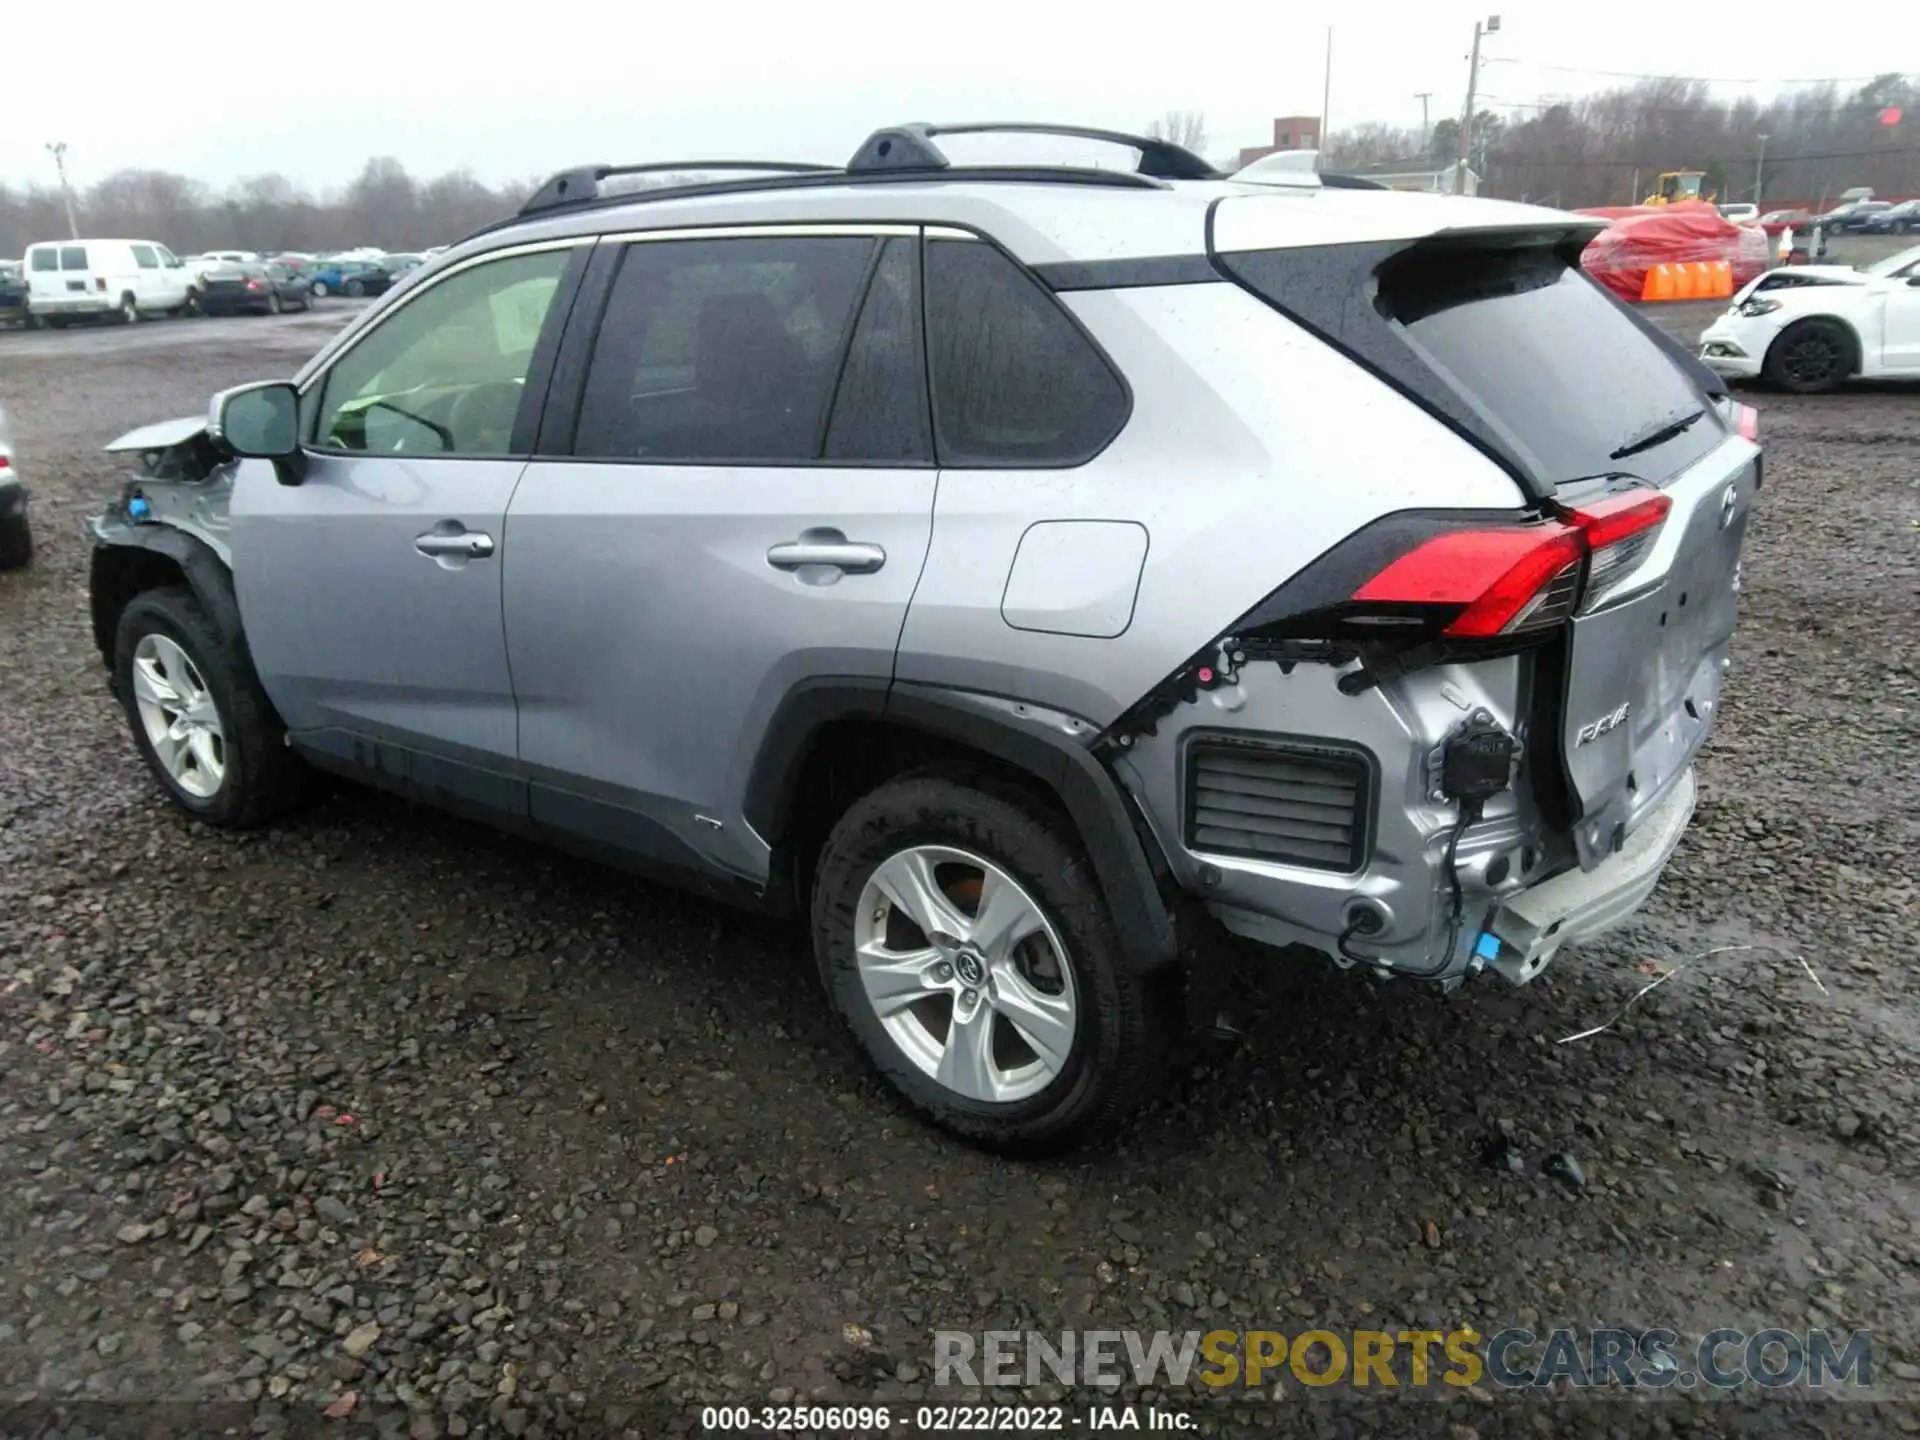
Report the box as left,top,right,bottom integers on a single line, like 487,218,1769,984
1699,243,1920,391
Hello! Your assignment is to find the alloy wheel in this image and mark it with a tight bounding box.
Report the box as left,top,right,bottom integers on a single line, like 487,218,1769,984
853,846,1078,1104
130,633,226,799
1782,332,1843,386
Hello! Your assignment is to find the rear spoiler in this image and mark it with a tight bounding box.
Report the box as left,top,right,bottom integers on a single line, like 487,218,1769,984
1230,150,1389,192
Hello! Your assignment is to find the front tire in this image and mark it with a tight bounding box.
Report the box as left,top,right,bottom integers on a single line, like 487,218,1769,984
811,770,1167,1156
1765,317,1855,393
311,280,329,297
113,586,307,827
0,509,32,570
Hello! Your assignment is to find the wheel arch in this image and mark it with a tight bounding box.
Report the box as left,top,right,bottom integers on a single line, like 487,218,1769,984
90,523,245,674
746,679,1181,974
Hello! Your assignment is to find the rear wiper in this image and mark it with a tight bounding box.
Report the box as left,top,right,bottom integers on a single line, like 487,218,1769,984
1609,408,1706,460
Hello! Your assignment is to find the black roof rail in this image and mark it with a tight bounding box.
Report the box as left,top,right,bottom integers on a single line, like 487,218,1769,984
847,122,1220,181
472,163,1171,242
519,160,840,217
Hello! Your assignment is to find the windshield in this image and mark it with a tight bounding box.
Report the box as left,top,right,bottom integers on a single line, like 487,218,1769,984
1865,245,1920,279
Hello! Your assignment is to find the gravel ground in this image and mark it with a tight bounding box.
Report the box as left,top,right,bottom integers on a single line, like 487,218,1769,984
1,298,1917,1439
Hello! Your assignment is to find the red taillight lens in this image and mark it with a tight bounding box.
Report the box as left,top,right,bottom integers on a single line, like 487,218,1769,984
246,279,261,290
1737,404,1759,443
1572,491,1671,613
1354,525,1585,638
1351,488,1671,638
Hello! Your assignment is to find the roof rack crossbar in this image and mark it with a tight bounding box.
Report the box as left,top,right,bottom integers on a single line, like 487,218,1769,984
520,160,840,216
847,121,1219,181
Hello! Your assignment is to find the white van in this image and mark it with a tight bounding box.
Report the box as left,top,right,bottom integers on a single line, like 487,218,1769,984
23,239,194,325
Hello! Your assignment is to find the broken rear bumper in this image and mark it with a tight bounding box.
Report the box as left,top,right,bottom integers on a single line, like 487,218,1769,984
1480,766,1697,984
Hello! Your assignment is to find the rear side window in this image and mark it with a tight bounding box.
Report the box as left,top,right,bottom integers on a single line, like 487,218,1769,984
29,249,56,272
573,235,876,464
923,238,1127,466
132,245,158,269
60,246,89,271
823,239,932,464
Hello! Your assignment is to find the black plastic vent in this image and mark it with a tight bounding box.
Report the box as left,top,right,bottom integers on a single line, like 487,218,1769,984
1185,739,1373,871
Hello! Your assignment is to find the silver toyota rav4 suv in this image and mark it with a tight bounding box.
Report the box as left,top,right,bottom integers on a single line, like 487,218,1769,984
88,124,1757,1154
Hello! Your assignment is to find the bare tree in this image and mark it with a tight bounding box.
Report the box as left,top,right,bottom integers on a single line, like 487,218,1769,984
1145,111,1208,154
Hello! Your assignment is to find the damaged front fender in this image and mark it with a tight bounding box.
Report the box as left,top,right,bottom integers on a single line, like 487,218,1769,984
88,413,242,669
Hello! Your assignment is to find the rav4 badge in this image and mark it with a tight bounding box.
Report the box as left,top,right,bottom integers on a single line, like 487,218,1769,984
1575,703,1631,746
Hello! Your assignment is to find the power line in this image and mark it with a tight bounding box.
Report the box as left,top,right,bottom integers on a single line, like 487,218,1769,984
1498,60,1897,86
1481,144,1920,172
1478,93,1905,120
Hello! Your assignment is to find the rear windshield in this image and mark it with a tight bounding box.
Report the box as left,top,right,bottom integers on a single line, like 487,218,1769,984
1379,247,1723,486
1217,238,1724,493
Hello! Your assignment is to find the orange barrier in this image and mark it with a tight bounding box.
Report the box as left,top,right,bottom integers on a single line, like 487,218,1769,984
1640,260,1735,302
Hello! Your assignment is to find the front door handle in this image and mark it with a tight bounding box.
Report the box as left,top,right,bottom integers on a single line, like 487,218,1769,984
766,528,886,575
415,529,495,560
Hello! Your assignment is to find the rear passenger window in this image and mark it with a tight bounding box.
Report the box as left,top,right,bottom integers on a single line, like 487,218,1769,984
573,236,875,464
824,239,932,464
60,246,89,271
924,238,1127,466
133,245,159,269
29,250,56,272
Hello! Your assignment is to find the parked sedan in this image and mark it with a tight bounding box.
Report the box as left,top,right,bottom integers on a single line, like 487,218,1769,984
307,259,394,298
196,261,313,316
1862,199,1920,234
1823,201,1892,233
0,261,28,327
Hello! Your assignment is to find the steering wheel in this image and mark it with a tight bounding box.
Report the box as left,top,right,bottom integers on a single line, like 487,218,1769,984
447,381,524,454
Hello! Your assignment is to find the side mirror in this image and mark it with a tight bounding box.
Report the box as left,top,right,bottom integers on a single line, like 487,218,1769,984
210,381,307,485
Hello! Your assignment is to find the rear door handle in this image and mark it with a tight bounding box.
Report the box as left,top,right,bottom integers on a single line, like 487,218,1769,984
766,529,886,575
415,529,495,559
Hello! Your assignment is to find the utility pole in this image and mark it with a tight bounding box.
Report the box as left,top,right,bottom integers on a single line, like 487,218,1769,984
1416,92,1433,156
1754,133,1768,206
1321,27,1333,153
46,142,79,239
1455,15,1499,194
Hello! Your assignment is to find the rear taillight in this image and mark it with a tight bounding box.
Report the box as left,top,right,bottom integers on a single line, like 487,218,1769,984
1737,404,1759,442
1351,487,1670,636
1354,524,1584,638
95,277,107,291
1569,491,1672,613
245,279,262,290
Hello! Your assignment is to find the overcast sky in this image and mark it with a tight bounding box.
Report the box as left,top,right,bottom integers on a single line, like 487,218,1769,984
5,1,1912,192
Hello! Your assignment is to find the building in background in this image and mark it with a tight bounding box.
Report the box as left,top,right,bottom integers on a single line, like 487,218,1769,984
1237,117,1322,168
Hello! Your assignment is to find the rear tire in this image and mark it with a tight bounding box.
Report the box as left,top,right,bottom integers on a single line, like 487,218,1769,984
119,292,139,324
113,586,308,827
268,290,283,315
810,769,1169,1156
1765,317,1855,394
0,509,32,570
344,278,365,298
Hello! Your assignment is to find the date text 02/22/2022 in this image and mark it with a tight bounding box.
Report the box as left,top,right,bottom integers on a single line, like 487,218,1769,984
698,1403,1192,1431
